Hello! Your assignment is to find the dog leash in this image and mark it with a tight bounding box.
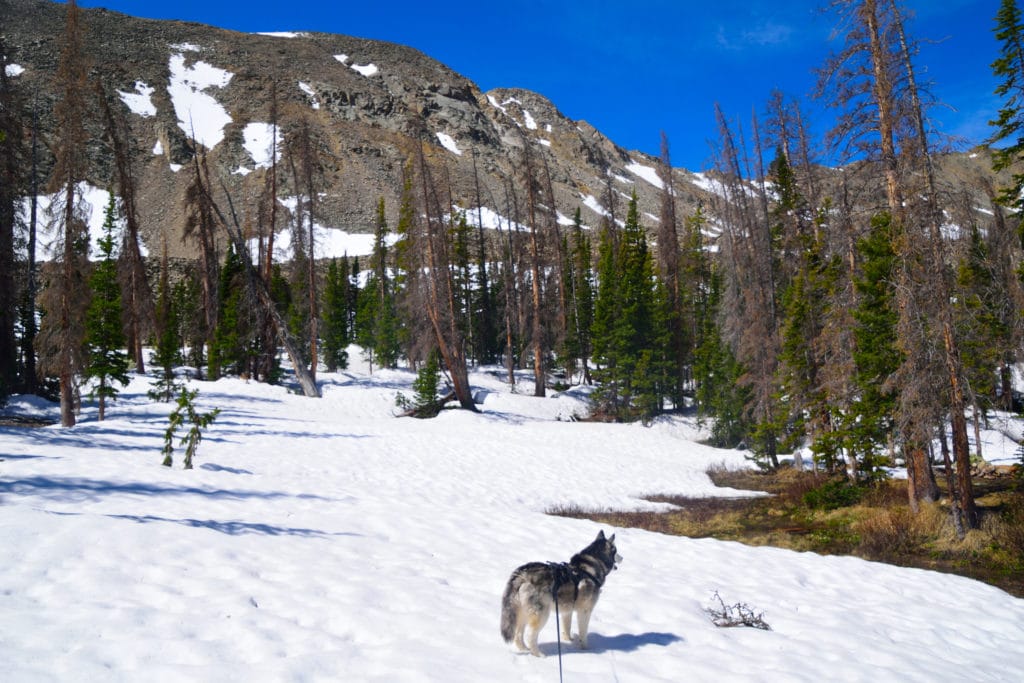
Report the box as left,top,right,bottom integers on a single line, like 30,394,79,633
548,562,571,683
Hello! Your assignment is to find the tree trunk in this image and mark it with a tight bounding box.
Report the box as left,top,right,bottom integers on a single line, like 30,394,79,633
523,147,546,398
891,0,977,527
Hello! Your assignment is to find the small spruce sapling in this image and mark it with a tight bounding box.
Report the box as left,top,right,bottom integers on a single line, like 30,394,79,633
411,350,442,417
84,194,130,420
161,387,220,469
396,350,444,418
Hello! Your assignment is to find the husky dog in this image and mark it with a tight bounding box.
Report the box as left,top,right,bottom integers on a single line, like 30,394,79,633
500,530,622,656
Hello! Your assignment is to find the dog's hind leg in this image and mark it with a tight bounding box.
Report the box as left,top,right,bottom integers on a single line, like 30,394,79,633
512,607,528,652
526,606,549,657
559,604,573,643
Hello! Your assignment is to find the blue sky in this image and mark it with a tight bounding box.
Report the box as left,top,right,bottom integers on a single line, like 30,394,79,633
74,0,1000,170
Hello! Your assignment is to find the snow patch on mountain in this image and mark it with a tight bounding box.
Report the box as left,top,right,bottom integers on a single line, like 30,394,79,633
298,82,320,109
436,132,462,156
117,81,157,118
167,52,233,150
626,160,664,190
243,122,282,169
350,63,379,77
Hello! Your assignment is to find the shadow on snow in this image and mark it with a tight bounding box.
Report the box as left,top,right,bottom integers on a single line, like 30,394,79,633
0,476,337,504
538,631,683,656
105,513,361,538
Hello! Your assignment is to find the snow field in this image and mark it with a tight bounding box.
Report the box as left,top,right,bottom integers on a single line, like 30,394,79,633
1,359,1023,681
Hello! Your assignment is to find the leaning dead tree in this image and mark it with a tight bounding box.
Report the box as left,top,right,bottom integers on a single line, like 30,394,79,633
190,158,320,398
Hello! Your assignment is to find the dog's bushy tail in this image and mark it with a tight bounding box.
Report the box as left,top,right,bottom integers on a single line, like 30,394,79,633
500,573,519,643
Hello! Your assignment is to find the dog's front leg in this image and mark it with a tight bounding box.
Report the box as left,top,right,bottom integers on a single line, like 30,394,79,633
576,604,594,649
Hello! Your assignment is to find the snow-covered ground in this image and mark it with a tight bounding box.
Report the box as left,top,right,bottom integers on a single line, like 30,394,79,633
2,353,1023,681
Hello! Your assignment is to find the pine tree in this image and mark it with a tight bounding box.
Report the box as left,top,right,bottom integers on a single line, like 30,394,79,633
848,212,902,477
83,194,130,420
773,148,829,456
149,239,182,402
955,225,1011,418
680,204,712,391
560,208,594,384
591,192,664,421
591,208,622,416
211,243,248,377
0,42,22,403
174,270,205,372
410,348,442,417
161,387,219,469
990,0,1024,228
322,258,350,372
694,266,750,447
355,197,400,370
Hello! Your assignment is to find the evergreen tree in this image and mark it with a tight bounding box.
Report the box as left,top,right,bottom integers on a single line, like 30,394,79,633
560,208,594,384
161,387,220,469
591,192,664,421
680,204,712,390
847,212,902,476
410,348,442,417
773,148,829,455
322,258,350,372
990,0,1024,230
450,210,474,354
354,198,401,371
694,266,750,447
149,240,181,402
211,243,248,377
174,271,205,372
955,225,1010,417
83,194,129,420
0,44,22,403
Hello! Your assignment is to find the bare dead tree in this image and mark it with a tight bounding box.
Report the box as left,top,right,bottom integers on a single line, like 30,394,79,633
95,80,154,374
657,132,685,405
890,0,974,523
37,0,91,426
182,142,220,379
713,104,782,468
520,140,547,397
411,145,475,410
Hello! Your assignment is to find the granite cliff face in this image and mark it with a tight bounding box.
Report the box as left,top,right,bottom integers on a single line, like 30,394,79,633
3,0,712,258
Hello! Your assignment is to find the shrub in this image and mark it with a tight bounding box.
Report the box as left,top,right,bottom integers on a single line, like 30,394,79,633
802,479,863,510
992,493,1024,565
854,506,932,559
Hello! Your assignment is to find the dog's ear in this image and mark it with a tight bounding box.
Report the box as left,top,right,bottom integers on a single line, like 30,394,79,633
609,533,615,543
596,530,606,541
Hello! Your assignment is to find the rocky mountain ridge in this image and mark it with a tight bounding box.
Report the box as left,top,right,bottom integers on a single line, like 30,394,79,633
2,0,1006,261
3,0,712,258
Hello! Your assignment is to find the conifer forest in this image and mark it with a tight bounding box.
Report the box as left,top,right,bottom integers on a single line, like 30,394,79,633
4,0,1024,542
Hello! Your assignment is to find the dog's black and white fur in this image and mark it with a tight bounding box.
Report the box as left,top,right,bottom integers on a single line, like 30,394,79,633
500,531,621,656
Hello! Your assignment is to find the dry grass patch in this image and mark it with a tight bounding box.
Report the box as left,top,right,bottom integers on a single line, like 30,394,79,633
548,466,1024,598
